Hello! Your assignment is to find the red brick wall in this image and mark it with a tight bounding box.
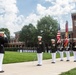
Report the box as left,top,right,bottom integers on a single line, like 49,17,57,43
72,13,76,39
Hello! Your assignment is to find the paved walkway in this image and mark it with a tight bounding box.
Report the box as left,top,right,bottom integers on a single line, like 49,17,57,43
1,57,76,75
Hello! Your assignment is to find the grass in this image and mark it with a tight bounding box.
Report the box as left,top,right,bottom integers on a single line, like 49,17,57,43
60,68,76,75
3,51,51,64
3,51,73,64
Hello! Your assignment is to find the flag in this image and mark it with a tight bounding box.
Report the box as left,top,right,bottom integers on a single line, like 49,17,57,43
64,38,69,47
64,21,69,47
57,24,61,43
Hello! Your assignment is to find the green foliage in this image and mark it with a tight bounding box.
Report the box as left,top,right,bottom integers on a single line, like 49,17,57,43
0,28,10,39
37,16,58,43
5,47,36,51
5,47,19,51
60,68,76,75
19,23,37,46
19,16,58,46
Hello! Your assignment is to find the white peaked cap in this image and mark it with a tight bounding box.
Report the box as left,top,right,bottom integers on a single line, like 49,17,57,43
0,31,4,34
38,36,42,38
51,39,55,41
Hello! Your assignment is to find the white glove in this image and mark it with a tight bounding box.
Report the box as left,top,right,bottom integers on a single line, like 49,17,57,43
4,34,7,37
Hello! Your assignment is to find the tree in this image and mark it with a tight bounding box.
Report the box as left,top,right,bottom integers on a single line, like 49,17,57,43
0,28,10,39
19,16,58,47
37,16,58,44
19,23,37,47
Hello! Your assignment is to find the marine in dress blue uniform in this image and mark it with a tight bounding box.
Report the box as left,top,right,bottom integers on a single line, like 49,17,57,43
37,36,45,66
63,39,70,61
57,40,64,61
50,39,57,63
72,40,76,62
0,32,8,73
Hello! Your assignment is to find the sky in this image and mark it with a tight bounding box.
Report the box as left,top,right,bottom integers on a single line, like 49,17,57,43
0,0,76,36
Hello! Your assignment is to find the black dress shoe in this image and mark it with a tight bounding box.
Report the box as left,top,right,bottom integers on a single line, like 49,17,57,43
0,70,4,73
37,64,42,66
60,60,63,61
66,60,70,62
51,62,55,64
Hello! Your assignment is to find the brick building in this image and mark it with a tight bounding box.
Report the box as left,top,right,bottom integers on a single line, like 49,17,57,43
72,13,76,41
60,28,73,40
8,31,25,48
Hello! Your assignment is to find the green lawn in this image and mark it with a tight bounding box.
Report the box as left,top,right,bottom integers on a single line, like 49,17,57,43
3,51,73,64
3,51,51,64
60,68,76,75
